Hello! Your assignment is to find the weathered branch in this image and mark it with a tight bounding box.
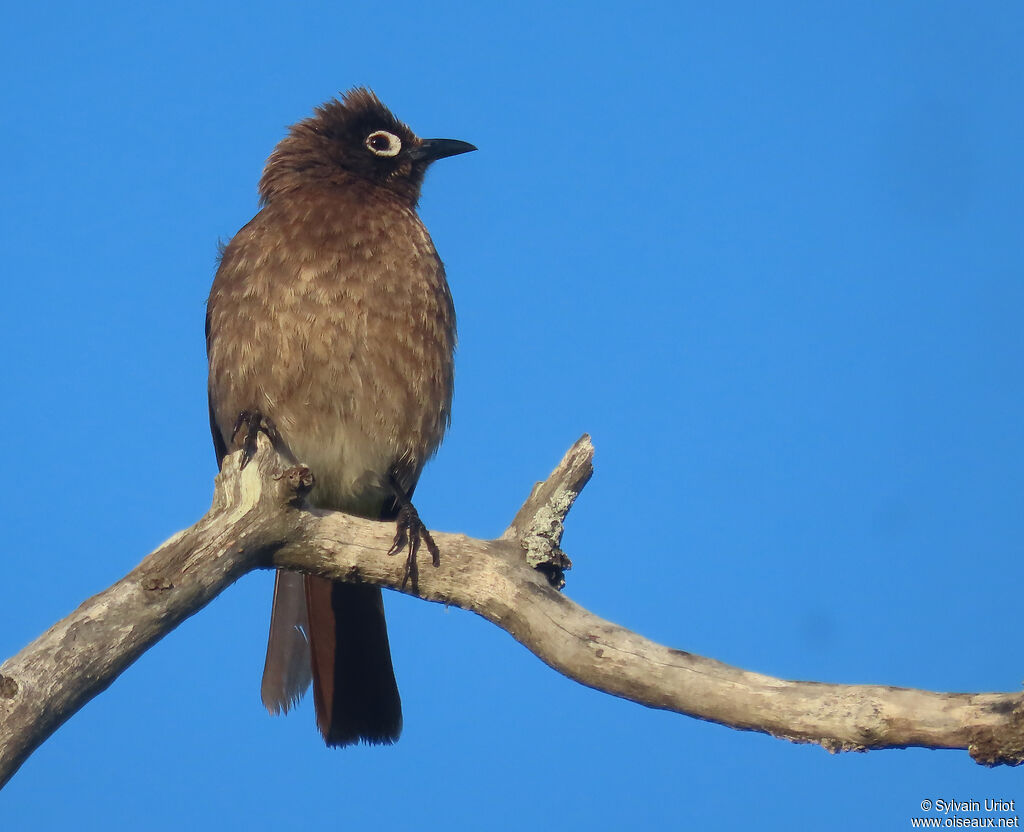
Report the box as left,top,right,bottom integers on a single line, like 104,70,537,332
1,434,1021,788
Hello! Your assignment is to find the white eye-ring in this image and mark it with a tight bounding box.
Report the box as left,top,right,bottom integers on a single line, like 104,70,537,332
365,130,402,157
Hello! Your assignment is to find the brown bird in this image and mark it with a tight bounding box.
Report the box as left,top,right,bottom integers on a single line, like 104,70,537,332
205,88,474,746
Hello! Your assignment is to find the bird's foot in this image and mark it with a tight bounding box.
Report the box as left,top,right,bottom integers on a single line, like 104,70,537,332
230,410,286,469
386,481,440,591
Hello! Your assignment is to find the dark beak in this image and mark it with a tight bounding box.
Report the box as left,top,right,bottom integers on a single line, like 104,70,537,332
410,138,477,163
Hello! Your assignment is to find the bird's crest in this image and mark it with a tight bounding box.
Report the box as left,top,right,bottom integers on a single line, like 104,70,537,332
259,88,422,205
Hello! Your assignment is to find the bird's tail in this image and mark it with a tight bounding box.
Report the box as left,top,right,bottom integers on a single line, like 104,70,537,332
261,571,403,746
302,576,403,746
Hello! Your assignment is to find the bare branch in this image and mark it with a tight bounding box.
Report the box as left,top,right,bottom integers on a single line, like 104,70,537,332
1,434,1021,788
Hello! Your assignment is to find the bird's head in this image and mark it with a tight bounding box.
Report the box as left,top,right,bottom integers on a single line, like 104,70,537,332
258,88,476,207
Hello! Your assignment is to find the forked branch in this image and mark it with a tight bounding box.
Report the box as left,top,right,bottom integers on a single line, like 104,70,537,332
1,434,1021,788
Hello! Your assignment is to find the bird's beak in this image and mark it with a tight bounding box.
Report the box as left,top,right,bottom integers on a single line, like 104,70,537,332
410,138,477,163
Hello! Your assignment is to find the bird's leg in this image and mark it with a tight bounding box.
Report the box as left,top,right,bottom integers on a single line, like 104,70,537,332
386,474,440,591
230,410,294,469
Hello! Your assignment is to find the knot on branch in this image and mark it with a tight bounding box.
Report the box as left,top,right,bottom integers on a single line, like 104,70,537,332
0,674,18,700
503,435,593,589
273,465,315,506
211,434,315,518
969,697,1024,767
141,577,174,592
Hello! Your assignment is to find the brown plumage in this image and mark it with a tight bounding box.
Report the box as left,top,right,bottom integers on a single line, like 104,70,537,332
205,88,474,746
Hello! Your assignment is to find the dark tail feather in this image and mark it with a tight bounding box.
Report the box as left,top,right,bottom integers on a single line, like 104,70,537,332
304,576,403,747
261,570,313,714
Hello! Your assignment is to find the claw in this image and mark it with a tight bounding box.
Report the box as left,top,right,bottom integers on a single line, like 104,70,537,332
387,506,412,558
229,410,291,469
230,410,249,444
231,410,260,469
386,489,439,591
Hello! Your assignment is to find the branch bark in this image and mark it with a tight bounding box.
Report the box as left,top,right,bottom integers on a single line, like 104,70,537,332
1,434,1021,788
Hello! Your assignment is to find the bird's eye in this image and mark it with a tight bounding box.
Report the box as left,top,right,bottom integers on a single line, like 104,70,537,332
365,130,402,157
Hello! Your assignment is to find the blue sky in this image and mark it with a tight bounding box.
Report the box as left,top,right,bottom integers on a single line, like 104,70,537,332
2,1,1022,828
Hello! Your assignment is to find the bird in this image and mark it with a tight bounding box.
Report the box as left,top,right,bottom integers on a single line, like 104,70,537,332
205,88,475,747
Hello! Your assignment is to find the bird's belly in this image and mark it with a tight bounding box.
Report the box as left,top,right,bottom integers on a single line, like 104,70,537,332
270,385,416,512
285,421,396,512
210,305,451,514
